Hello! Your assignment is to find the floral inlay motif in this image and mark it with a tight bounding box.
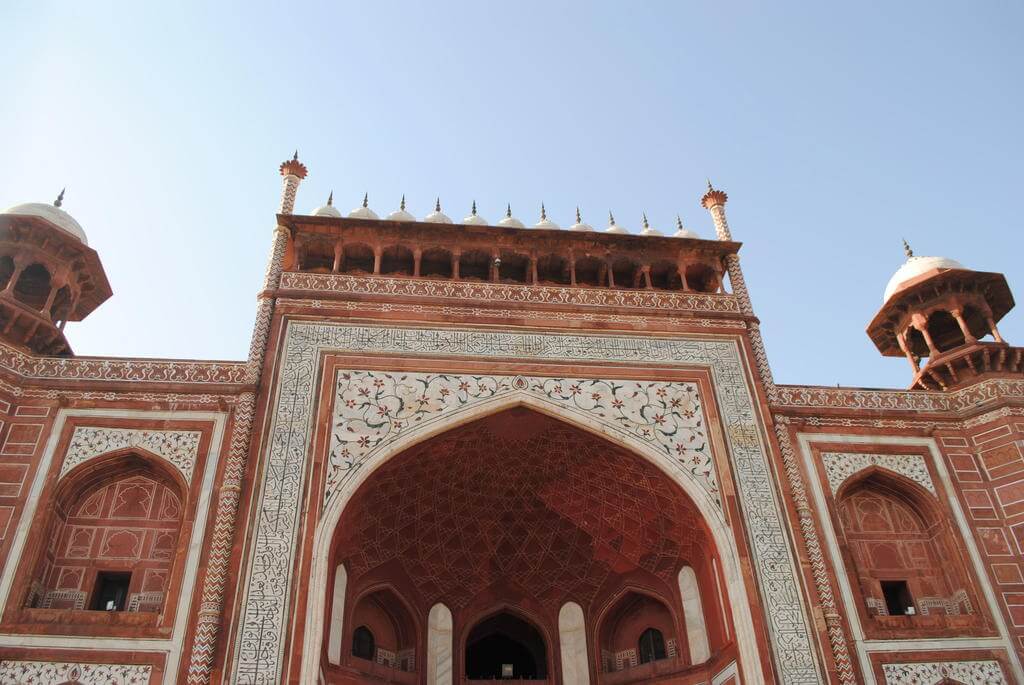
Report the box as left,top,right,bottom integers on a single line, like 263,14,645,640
882,660,1005,684
62,427,202,483
821,452,935,495
0,661,152,684
328,372,714,507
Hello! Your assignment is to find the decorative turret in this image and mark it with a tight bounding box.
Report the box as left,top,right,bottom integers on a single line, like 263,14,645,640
0,190,112,355
867,240,1018,390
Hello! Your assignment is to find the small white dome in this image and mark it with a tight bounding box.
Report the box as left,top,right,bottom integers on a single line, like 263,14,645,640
463,201,488,225
605,212,628,234
533,204,560,230
884,254,965,302
311,192,342,217
386,195,415,222
568,208,593,232
3,194,88,244
672,216,698,239
348,193,379,220
639,213,663,236
424,198,452,224
497,204,525,229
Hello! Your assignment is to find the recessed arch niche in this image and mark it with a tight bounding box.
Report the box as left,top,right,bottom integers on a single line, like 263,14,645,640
317,407,746,684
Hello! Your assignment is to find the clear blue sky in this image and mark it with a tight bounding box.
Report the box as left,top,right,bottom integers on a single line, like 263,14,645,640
1,2,1021,388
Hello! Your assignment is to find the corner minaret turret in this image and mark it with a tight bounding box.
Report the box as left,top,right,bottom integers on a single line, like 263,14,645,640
867,241,1018,390
0,191,111,355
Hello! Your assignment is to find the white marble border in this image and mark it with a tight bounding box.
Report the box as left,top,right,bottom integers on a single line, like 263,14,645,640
0,409,227,683
795,432,1024,683
231,322,821,684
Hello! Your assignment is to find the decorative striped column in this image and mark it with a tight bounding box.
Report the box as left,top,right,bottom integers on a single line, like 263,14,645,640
186,153,307,684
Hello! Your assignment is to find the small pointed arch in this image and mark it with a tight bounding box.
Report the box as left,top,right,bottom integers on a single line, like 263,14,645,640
573,255,605,287
55,448,188,508
649,260,683,290
463,605,550,680
420,247,453,279
926,308,965,353
458,249,491,281
0,255,15,290
347,583,419,672
13,262,52,309
684,262,718,293
380,244,415,276
595,587,681,672
536,253,570,285
340,242,374,274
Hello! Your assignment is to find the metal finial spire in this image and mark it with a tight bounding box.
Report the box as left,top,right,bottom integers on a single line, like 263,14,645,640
576,206,582,223
506,203,512,218
540,203,547,220
676,214,684,230
54,188,65,208
902,238,914,258
471,200,478,216
362,192,369,208
400,194,406,211
706,178,713,192
608,211,616,225
327,191,334,206
642,212,649,229
293,150,299,161
435,197,441,212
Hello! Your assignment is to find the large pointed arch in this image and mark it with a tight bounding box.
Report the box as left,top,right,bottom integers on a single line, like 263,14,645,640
302,395,763,683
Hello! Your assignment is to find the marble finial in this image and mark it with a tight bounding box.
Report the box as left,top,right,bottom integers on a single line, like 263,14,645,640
576,206,582,223
540,203,547,220
471,200,478,215
435,197,442,212
642,212,649,229
400,194,406,211
903,238,914,258
54,188,65,208
506,203,512,218
327,191,334,206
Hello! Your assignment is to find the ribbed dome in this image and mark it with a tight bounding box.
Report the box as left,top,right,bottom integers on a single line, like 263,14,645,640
639,213,663,237
463,201,488,226
605,212,628,234
884,254,965,302
386,195,416,222
424,198,453,224
673,216,698,239
3,193,88,244
348,193,380,220
311,192,342,218
533,204,560,230
568,208,593,232
497,204,524,229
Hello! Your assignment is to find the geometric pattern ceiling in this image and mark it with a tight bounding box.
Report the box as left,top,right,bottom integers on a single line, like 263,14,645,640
335,408,710,611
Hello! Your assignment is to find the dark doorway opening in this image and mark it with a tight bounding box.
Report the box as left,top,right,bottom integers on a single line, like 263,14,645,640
92,571,131,611
881,580,915,616
465,612,547,680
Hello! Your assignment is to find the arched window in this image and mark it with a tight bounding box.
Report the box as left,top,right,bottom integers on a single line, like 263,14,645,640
926,309,965,353
638,627,667,664
351,625,375,660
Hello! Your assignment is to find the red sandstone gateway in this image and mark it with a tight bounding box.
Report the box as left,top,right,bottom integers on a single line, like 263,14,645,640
0,156,1018,684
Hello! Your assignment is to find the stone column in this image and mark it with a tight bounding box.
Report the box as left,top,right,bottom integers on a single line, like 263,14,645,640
677,567,710,664
558,602,591,685
427,603,453,685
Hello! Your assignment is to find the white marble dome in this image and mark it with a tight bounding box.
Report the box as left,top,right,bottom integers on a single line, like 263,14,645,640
424,199,452,224
311,192,342,218
463,201,488,226
533,204,560,230
605,212,628,234
348,194,380,220
884,254,965,302
673,216,698,239
639,213,663,237
386,196,416,222
497,205,525,229
568,208,593,232
2,200,88,244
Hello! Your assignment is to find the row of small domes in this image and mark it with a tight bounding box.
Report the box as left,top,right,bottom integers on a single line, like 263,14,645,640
311,193,700,238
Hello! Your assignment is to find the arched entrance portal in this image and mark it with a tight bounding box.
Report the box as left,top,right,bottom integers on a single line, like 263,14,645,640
322,408,737,683
465,612,548,680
